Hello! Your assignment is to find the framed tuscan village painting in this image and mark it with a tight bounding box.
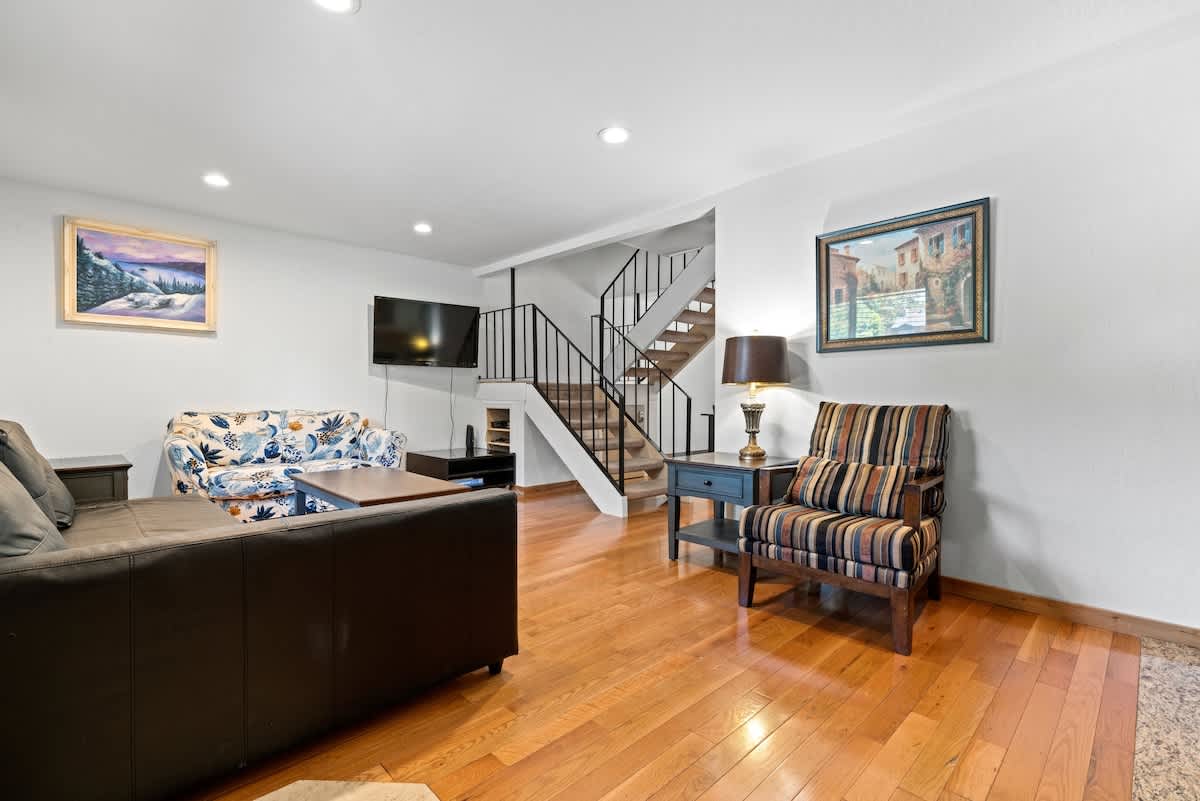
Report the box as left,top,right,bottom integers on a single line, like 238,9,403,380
816,198,989,352
63,218,216,332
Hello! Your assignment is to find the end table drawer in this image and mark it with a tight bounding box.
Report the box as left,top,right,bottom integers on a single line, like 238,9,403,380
673,467,748,502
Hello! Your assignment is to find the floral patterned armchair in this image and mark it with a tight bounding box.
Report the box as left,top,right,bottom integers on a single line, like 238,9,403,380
164,409,407,522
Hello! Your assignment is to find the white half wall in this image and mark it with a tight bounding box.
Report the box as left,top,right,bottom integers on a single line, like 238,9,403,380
0,178,483,498
712,34,1200,627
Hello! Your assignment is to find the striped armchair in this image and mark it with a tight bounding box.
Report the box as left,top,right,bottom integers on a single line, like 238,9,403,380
738,402,951,654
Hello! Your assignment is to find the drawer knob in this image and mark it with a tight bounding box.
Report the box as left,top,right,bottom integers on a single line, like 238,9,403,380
703,479,713,486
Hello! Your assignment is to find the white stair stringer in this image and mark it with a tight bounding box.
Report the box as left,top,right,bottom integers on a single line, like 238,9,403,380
625,247,715,352
477,381,628,517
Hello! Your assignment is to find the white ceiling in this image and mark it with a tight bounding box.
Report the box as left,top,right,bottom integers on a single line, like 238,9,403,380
2,1,1196,268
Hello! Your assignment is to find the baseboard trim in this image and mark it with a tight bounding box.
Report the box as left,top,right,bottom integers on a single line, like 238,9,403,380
943,576,1200,648
514,480,582,497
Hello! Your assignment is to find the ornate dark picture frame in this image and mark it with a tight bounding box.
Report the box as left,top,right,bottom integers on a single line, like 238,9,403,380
816,198,989,352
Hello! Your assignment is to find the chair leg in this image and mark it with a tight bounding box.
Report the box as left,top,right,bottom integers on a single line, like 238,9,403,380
927,555,942,601
737,553,758,607
889,587,915,656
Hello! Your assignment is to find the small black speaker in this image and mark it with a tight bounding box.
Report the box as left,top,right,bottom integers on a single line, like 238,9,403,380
465,424,475,452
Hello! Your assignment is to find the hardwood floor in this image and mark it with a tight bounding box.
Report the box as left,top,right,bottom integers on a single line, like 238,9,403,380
190,491,1139,801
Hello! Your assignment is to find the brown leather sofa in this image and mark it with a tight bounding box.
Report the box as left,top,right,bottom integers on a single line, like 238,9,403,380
0,489,518,801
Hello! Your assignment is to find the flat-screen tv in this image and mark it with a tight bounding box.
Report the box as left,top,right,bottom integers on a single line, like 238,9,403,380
372,296,480,368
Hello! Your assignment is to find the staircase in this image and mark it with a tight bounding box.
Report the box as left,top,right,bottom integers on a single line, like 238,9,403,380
478,304,688,513
476,245,715,516
538,382,668,499
598,247,716,385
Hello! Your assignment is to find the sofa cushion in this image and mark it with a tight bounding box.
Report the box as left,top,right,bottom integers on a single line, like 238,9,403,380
786,455,915,518
0,462,66,557
277,410,363,461
44,464,76,528
808,402,951,474
0,420,56,526
167,411,285,467
739,502,940,572
739,536,939,590
207,458,369,500
0,421,76,527
61,497,233,549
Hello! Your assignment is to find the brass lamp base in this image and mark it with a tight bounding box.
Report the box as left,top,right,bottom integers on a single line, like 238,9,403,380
739,401,766,460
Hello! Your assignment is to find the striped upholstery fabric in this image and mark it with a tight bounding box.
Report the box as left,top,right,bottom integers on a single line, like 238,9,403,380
739,538,939,590
786,455,911,518
809,402,951,474
739,502,940,572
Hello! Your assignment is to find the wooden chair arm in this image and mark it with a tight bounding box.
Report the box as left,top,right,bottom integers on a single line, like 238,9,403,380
756,464,798,505
902,474,944,528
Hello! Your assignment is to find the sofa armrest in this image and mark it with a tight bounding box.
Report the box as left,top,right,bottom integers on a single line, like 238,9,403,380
163,435,213,497
358,425,408,468
756,463,798,505
902,474,944,528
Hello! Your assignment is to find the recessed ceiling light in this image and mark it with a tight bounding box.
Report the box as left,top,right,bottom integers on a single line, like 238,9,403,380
597,127,631,145
413,222,433,235
313,0,361,13
203,172,230,189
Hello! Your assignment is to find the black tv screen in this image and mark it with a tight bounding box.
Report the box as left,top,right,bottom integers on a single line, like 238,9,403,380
372,297,480,368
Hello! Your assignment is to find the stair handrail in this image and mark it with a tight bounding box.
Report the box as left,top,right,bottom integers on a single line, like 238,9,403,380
592,315,693,458
479,303,629,493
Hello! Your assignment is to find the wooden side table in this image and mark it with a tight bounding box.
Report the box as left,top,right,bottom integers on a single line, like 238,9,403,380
49,454,132,504
665,452,798,561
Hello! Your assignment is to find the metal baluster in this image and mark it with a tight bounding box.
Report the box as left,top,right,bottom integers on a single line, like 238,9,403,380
643,250,648,321
685,396,692,456
618,392,626,494
658,369,662,453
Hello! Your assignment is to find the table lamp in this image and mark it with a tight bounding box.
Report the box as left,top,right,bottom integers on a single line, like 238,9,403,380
721,335,790,460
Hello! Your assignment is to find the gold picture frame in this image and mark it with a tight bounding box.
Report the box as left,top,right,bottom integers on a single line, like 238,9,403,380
63,217,217,333
816,198,989,352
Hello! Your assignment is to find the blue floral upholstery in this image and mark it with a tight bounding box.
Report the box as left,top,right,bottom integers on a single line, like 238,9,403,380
165,410,408,523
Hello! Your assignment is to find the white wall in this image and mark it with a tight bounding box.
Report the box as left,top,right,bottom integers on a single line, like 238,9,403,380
713,35,1200,627
0,178,483,498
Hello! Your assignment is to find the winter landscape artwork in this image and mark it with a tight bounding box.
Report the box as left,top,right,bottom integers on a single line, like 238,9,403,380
63,218,216,332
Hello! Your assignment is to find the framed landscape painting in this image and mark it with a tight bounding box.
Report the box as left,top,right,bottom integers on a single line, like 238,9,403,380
63,218,216,332
816,198,989,352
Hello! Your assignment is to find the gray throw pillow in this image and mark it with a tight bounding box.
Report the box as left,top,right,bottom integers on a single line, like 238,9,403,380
44,462,76,528
0,462,66,557
0,420,57,527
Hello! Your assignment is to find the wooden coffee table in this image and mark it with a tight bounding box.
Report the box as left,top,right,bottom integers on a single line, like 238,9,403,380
292,467,469,515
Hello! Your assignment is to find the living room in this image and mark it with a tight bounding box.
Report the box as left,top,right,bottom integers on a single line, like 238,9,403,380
2,2,1198,801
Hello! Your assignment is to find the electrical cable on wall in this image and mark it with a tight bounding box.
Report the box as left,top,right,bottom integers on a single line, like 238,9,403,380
448,367,455,450
383,364,390,428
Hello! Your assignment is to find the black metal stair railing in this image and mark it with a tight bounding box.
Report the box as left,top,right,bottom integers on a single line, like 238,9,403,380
591,316,693,458
479,303,630,493
598,247,703,352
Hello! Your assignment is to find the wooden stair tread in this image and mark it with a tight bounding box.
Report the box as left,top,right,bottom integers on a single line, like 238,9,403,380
644,348,688,361
696,286,716,304
608,454,664,474
624,366,673,378
658,330,707,344
675,309,715,325
622,477,668,500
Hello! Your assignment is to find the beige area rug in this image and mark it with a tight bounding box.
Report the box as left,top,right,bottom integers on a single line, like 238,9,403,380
1135,637,1200,800
255,781,440,801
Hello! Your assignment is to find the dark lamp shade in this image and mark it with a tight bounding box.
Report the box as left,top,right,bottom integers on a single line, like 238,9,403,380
721,335,790,385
